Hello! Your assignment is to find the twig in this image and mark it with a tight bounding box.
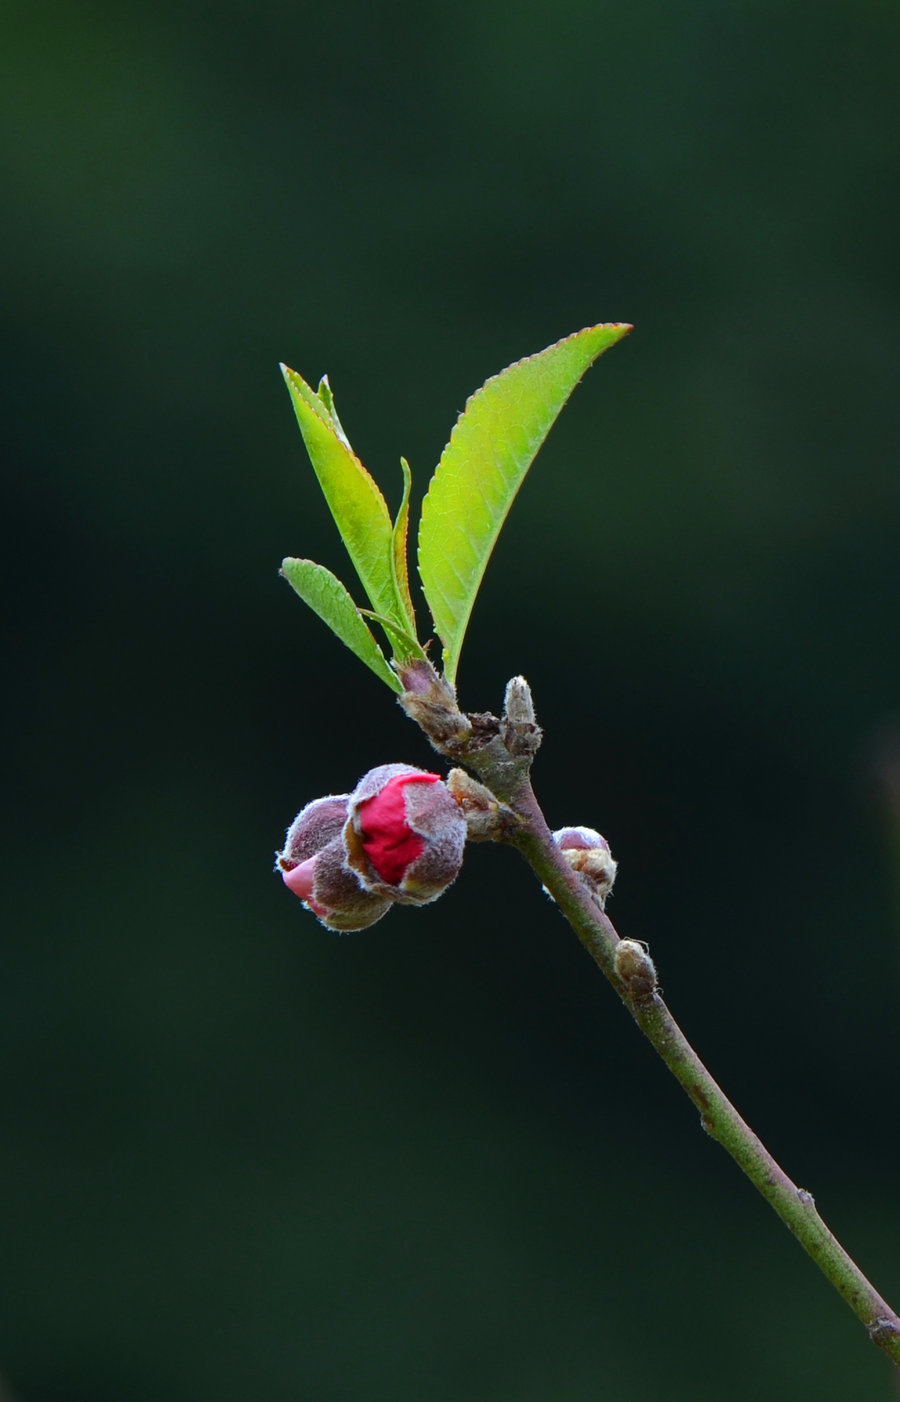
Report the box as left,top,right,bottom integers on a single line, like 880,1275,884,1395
511,778,900,1366
398,664,900,1368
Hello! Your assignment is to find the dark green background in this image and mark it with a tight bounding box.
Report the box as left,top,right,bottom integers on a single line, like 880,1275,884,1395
3,1,900,1398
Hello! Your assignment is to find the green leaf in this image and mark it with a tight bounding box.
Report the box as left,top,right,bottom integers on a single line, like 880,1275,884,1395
315,374,352,449
281,364,403,630
390,456,417,639
280,557,402,692
417,323,631,685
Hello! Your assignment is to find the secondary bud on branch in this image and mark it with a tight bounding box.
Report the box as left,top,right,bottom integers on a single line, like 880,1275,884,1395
446,768,510,842
344,763,466,904
552,826,618,905
614,939,658,999
276,795,392,931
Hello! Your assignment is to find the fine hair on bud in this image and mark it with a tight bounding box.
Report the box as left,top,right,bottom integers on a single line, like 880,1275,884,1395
614,939,658,998
552,826,618,905
503,675,536,727
276,794,351,871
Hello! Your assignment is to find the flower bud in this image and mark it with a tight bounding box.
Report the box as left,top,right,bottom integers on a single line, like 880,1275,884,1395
446,768,506,842
276,794,391,932
279,794,350,866
344,763,466,904
552,825,617,905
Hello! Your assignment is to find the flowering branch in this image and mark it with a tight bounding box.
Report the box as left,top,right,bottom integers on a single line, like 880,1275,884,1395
275,326,899,1369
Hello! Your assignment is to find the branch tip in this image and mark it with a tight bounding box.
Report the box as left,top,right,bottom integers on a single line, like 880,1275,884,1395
500,675,542,760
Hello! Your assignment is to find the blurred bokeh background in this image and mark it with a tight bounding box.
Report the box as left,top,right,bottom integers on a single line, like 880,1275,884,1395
3,1,900,1397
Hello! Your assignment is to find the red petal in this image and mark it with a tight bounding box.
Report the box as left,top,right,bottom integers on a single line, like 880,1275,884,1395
357,774,437,885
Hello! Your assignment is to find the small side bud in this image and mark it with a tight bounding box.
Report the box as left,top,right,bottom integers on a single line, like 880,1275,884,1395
614,939,658,998
344,763,466,905
446,768,506,841
276,794,391,931
552,826,617,905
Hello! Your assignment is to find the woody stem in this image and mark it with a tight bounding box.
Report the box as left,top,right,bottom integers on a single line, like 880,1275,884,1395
398,663,900,1364
505,772,900,1368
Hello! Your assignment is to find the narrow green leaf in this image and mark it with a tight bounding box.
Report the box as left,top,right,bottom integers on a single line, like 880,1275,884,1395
280,557,402,692
316,374,352,449
390,456,417,639
418,323,631,685
281,364,403,629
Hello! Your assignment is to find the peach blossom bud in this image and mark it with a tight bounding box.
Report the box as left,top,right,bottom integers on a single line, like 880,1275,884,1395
344,763,466,905
552,825,617,905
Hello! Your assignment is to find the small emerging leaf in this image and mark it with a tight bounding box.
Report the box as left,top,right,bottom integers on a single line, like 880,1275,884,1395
390,457,417,639
418,323,631,685
281,364,404,632
316,374,352,449
281,557,401,692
